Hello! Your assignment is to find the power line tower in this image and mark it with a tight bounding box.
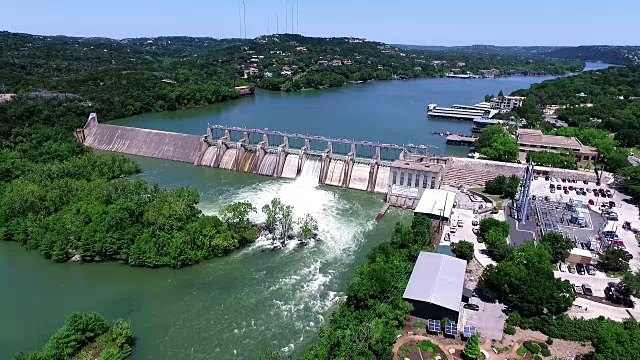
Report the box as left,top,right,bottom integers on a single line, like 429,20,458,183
516,159,534,224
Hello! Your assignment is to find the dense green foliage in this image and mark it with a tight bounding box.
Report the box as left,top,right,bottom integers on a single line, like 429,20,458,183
478,218,511,261
475,125,519,162
0,31,583,100
527,150,576,169
462,333,481,359
0,32,251,121
540,233,573,263
0,97,256,267
621,271,640,297
14,312,133,360
484,175,520,198
509,312,640,360
452,240,474,261
478,241,575,317
598,248,630,273
303,215,433,359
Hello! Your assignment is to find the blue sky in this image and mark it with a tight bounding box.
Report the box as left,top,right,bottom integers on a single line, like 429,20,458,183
2,0,638,45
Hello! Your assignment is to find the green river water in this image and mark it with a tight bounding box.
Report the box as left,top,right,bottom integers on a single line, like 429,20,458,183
0,63,611,359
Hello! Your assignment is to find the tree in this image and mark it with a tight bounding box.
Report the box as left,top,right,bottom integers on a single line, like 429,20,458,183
220,201,256,228
462,332,481,359
475,125,506,152
482,134,519,162
504,175,521,199
498,89,504,97
279,203,294,241
621,271,640,297
527,150,576,169
478,218,509,239
614,128,640,148
262,197,283,234
603,149,631,173
453,241,474,261
484,176,508,195
297,213,318,240
478,241,575,316
599,248,629,273
540,233,573,263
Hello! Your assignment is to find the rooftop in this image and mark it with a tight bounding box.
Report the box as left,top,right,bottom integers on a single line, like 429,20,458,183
414,189,456,219
517,129,584,149
391,160,445,173
403,252,466,312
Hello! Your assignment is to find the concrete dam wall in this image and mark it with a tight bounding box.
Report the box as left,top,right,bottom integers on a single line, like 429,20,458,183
75,114,392,195
77,114,202,163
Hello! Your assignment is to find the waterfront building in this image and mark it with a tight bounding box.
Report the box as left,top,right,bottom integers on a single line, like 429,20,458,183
490,96,525,111
387,157,444,208
516,129,599,163
428,104,497,120
472,118,516,133
234,86,251,96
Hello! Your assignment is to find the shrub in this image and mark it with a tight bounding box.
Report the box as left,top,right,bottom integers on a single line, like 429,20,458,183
504,324,516,335
516,346,529,356
399,344,411,355
412,321,427,329
538,341,548,350
541,348,552,357
534,355,543,360
545,337,553,345
524,340,541,354
418,340,436,353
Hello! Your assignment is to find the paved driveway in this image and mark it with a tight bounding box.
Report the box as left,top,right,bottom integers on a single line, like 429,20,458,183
459,298,506,340
554,271,615,296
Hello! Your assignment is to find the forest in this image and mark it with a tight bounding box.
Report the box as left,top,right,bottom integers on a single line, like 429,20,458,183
0,96,257,268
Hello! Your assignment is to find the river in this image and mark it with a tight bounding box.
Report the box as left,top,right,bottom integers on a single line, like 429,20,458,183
0,62,612,359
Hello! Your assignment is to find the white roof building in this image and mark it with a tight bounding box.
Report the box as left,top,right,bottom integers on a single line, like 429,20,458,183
414,189,456,221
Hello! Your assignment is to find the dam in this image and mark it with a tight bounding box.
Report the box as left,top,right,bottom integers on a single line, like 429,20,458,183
75,113,600,209
75,113,436,195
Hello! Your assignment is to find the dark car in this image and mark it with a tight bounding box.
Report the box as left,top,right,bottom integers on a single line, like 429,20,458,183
582,284,593,296
609,201,616,208
576,264,586,275
624,251,634,260
545,176,550,181
463,303,480,311
584,180,589,184
562,178,567,183
564,189,569,194
556,185,562,190
569,185,574,190
586,265,596,276
602,230,619,239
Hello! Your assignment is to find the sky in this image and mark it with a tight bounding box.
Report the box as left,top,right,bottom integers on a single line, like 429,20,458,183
2,0,639,46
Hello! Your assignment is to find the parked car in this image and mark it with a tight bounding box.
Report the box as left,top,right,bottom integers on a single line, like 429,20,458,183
556,185,562,190
457,219,463,227
588,199,595,205
562,178,567,183
602,231,619,240
607,212,619,221
584,180,589,184
564,190,570,194
463,303,480,311
576,264,586,275
450,227,457,233
609,201,616,208
624,251,634,260
586,264,596,276
472,219,479,226
568,264,576,273
472,228,479,235
558,263,568,272
550,188,556,194
545,176,550,181
572,283,584,294
568,185,574,191
611,240,625,248
582,283,593,296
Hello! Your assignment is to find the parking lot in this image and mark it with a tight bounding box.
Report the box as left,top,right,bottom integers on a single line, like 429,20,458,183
458,297,506,340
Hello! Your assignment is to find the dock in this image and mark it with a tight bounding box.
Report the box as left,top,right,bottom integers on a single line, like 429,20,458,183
446,134,477,146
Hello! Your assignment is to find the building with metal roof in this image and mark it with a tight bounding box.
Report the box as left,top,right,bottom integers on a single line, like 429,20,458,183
413,189,456,221
402,252,466,322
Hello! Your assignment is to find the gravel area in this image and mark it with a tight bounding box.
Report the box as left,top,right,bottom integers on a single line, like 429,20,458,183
496,328,593,359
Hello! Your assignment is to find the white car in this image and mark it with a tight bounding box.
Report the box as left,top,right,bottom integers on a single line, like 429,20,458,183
558,263,567,272
572,283,583,294
457,219,463,227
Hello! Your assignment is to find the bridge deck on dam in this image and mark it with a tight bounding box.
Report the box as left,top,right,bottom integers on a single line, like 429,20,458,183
83,123,202,163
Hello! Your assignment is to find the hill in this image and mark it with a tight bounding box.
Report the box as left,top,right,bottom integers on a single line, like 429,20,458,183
394,43,640,65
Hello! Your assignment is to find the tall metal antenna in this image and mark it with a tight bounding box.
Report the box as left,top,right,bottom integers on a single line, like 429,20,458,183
238,0,242,38
296,0,299,34
285,0,288,34
277,15,279,33
243,1,247,39
291,6,294,34
268,17,270,34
